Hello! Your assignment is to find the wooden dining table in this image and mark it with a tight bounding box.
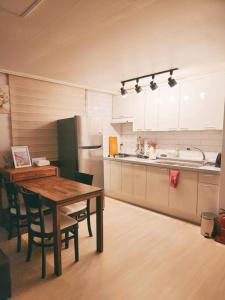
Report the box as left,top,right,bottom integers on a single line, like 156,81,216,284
16,175,104,276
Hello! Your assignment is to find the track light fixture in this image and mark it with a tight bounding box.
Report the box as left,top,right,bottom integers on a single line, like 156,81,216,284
168,70,177,88
120,82,127,97
135,79,142,94
150,75,158,91
120,68,178,95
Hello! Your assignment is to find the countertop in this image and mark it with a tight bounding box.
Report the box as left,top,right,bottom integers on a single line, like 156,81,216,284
104,156,220,175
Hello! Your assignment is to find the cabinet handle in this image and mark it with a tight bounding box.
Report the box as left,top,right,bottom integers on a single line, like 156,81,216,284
159,168,168,172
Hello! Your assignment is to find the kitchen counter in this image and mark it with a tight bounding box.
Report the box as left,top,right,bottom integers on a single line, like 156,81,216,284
104,156,220,175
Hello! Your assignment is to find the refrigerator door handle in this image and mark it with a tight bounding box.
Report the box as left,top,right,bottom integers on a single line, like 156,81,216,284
79,145,102,150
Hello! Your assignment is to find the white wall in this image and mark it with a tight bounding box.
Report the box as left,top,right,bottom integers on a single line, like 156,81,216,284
120,123,222,158
85,90,121,156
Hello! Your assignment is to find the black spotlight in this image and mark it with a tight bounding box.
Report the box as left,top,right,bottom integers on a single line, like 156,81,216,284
168,70,177,87
135,80,142,94
150,75,158,91
120,83,127,97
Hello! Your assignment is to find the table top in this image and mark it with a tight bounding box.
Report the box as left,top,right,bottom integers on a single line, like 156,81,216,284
16,176,103,205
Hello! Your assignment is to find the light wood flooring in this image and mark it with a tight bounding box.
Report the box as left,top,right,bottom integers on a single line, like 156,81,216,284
1,197,225,300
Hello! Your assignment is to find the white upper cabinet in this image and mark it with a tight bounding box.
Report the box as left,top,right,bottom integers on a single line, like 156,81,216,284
133,89,146,131
112,72,225,131
180,78,209,130
179,73,225,130
112,93,134,119
157,84,180,131
145,89,158,131
202,73,225,130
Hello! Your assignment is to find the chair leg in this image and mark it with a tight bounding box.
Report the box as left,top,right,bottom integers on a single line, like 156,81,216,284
65,231,69,249
74,224,79,262
16,220,21,253
86,201,93,237
8,216,13,240
26,232,33,262
41,238,46,279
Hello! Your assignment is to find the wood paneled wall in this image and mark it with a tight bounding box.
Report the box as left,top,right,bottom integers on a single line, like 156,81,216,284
9,75,85,160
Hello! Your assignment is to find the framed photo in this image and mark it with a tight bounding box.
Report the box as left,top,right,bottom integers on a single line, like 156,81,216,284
11,146,32,168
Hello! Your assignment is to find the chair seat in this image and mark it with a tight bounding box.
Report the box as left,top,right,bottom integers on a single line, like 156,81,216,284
10,204,50,216
31,213,77,234
60,201,87,216
10,203,27,216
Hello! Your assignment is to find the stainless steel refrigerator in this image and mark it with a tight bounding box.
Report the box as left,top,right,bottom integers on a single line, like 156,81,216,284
57,116,104,211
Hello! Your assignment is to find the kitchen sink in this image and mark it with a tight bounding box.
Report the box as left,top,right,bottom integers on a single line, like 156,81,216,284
155,159,206,168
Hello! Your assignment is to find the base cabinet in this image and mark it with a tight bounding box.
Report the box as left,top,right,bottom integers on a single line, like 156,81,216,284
133,164,147,206
146,166,169,210
103,159,111,191
169,171,198,216
110,161,121,192
121,163,146,206
197,183,219,216
104,159,219,223
121,163,133,199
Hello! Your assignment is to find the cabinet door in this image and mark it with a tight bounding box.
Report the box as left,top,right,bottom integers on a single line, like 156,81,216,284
146,166,169,209
110,161,122,192
103,160,111,190
157,84,179,131
133,89,146,131
201,73,225,129
112,94,134,119
169,171,198,215
179,79,205,130
133,164,147,205
121,163,133,199
197,183,219,216
179,74,225,130
145,89,158,131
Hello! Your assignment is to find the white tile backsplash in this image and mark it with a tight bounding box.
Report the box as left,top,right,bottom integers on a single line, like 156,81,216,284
120,123,222,158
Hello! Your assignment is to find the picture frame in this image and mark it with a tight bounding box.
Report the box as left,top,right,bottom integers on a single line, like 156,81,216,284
11,146,32,168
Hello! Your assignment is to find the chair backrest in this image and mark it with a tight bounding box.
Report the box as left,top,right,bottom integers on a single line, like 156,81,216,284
4,182,20,214
74,171,93,186
20,189,46,234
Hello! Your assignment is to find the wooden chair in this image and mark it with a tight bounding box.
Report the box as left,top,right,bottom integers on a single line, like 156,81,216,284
21,189,79,278
60,171,93,237
5,182,27,252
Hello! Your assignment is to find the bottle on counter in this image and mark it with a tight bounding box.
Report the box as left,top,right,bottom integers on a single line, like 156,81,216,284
149,142,157,160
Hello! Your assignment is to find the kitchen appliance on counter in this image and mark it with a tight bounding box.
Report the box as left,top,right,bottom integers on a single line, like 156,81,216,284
57,116,104,212
215,153,221,168
109,136,119,156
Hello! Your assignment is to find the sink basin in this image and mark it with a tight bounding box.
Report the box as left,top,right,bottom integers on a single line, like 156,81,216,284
155,159,205,168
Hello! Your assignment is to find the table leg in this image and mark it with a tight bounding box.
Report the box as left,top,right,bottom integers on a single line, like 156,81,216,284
96,191,104,252
53,205,62,276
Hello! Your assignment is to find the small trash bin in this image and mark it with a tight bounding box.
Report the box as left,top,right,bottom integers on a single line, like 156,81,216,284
201,212,217,238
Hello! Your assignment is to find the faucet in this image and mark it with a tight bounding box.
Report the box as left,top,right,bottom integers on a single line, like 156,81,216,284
187,147,206,162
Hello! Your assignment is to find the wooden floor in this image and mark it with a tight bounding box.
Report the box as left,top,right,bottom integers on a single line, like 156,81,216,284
1,197,225,300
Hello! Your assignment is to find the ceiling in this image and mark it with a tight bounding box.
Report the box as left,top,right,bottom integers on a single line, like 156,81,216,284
0,0,225,93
